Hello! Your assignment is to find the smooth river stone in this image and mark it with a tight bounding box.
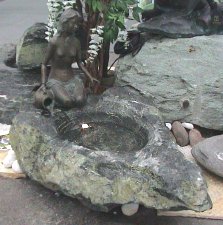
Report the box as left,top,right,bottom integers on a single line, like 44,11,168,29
189,129,204,147
192,135,223,177
172,121,189,147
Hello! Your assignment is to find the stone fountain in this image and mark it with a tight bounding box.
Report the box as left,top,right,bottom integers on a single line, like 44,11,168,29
6,1,219,213
9,87,212,212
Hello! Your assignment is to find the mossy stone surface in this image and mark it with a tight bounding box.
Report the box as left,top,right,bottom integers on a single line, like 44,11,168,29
10,87,212,212
16,23,48,70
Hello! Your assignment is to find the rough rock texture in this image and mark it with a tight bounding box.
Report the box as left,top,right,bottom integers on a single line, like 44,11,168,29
10,87,211,212
16,23,48,70
139,1,223,38
3,44,16,68
0,44,39,124
138,12,206,38
0,68,37,124
0,44,89,124
192,135,223,177
116,35,223,131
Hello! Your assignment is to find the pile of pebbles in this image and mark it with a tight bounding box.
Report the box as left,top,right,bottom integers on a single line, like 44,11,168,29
0,123,23,173
2,148,23,173
165,121,204,147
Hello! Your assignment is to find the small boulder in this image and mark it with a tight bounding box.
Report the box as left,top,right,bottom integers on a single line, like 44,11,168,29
172,121,189,147
12,160,23,173
182,122,194,130
165,123,172,130
192,135,223,178
4,44,16,68
16,23,48,70
121,203,139,216
3,150,16,168
189,129,204,147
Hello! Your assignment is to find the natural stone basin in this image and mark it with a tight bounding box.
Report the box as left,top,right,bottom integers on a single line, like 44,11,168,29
10,87,212,213
58,112,148,153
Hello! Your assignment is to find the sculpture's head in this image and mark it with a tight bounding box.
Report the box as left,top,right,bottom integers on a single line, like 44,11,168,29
58,8,82,34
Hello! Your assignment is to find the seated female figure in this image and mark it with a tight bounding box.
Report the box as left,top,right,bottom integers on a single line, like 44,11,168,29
35,8,97,109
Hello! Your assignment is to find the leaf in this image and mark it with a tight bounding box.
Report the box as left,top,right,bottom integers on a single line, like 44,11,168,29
126,0,136,5
132,6,143,22
116,20,126,30
90,0,103,12
92,0,97,11
116,0,127,10
104,24,119,43
142,3,154,10
96,1,103,11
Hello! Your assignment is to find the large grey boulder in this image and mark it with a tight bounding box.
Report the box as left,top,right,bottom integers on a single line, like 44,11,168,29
16,23,48,70
139,2,223,38
0,67,37,124
0,44,39,124
192,135,223,177
10,87,211,213
116,35,223,131
139,12,206,38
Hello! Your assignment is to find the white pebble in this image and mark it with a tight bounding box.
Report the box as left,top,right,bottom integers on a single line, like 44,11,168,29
3,151,16,168
182,122,194,130
12,160,23,173
5,145,12,150
8,149,15,155
0,123,11,136
165,123,172,130
81,124,89,129
1,138,9,145
121,203,139,216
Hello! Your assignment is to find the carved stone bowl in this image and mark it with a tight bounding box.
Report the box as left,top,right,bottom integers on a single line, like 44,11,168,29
10,88,212,212
57,111,148,154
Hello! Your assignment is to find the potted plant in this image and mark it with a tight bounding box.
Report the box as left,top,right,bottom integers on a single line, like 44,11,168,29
45,0,144,91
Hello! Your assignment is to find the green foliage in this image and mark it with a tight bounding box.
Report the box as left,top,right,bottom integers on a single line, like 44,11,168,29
141,3,154,10
86,0,103,12
86,0,143,43
132,6,144,21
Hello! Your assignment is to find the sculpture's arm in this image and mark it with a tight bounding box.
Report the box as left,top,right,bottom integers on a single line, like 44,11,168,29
76,40,99,84
41,41,55,86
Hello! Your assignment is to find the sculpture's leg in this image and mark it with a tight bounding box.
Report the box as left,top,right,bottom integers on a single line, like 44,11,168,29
50,85,74,108
71,77,87,106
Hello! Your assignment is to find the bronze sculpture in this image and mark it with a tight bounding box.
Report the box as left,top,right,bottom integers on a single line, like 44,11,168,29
35,8,98,110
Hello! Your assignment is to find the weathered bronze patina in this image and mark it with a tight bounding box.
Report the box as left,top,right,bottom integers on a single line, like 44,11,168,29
35,9,98,109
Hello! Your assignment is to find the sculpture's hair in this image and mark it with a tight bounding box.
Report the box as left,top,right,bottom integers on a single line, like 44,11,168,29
57,8,82,34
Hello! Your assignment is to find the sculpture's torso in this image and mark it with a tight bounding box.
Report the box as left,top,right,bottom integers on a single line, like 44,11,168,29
49,35,80,82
